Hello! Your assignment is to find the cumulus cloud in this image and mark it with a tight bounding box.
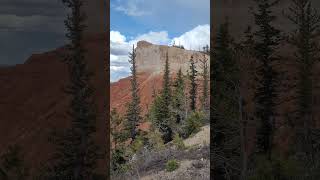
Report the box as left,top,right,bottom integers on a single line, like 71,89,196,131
171,24,210,50
110,24,210,82
110,31,126,43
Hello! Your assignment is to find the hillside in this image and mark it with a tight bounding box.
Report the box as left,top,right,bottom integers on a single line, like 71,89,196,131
0,34,108,176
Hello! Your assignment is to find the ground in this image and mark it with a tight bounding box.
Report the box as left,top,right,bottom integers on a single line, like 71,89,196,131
112,125,210,180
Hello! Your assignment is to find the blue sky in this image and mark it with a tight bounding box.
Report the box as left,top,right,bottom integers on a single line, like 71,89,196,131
110,0,210,82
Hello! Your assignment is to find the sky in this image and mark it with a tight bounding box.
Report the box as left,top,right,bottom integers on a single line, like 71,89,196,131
110,0,210,82
0,0,67,65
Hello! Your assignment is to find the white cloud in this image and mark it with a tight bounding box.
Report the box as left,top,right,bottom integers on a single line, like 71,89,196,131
110,31,126,43
110,24,210,82
171,24,210,50
110,65,128,71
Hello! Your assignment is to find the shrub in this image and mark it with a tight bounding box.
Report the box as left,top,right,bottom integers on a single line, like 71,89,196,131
131,136,145,153
111,148,128,173
147,130,165,151
166,159,179,172
182,111,204,138
172,134,185,150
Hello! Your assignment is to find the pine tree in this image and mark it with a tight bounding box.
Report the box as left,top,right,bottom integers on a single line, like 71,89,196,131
151,52,173,143
111,108,127,150
125,45,142,142
188,55,198,111
211,20,241,180
47,0,100,179
110,108,128,173
285,0,320,169
252,0,281,157
200,53,209,113
172,68,186,124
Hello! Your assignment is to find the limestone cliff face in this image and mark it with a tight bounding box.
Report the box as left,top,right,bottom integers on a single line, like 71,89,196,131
135,41,209,74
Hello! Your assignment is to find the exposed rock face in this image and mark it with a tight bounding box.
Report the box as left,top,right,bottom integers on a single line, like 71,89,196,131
0,34,108,177
135,41,209,74
111,41,210,114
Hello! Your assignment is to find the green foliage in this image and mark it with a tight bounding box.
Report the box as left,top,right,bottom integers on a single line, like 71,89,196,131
172,134,185,150
165,159,179,172
111,147,128,174
252,0,281,155
211,20,243,180
285,0,320,160
200,53,209,113
151,53,174,143
46,0,101,178
183,111,204,138
111,108,128,149
147,130,165,151
188,55,198,111
131,135,145,153
172,68,186,125
0,145,29,180
125,45,142,141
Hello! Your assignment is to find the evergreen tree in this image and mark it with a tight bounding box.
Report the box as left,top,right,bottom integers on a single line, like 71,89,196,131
125,45,142,142
211,20,241,180
188,55,198,111
151,52,173,143
111,108,127,150
47,0,100,179
172,68,186,125
110,109,128,173
285,0,320,170
252,0,281,157
200,53,209,113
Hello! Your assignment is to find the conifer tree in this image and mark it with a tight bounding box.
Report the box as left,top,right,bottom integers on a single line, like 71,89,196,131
211,20,240,180
151,52,173,143
110,108,128,173
111,108,127,150
200,53,209,113
47,0,100,179
252,0,281,157
172,68,186,124
285,0,320,167
125,45,142,142
188,55,198,111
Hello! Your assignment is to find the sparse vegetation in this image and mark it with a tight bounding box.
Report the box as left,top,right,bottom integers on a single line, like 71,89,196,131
111,43,210,179
183,111,204,138
166,159,179,172
173,134,186,150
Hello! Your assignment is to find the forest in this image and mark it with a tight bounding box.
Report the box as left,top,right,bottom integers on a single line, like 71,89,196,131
212,0,320,179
